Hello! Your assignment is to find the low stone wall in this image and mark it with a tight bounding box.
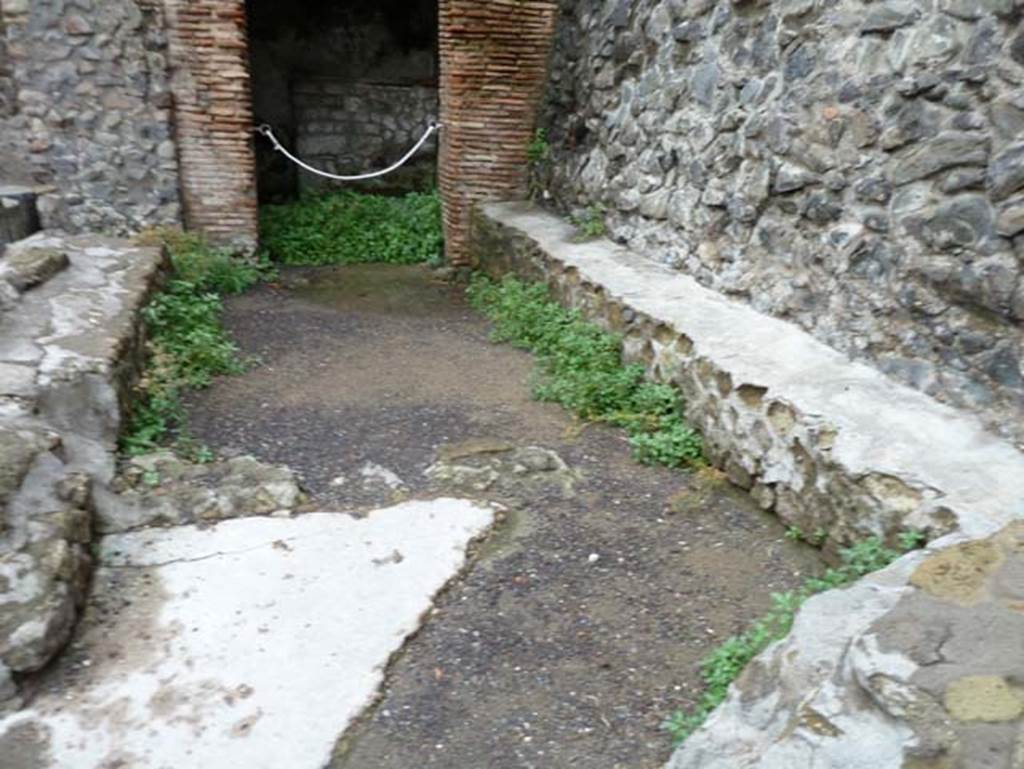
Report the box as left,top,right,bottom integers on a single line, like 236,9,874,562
293,80,438,194
0,233,164,708
471,202,1024,550
471,199,1024,769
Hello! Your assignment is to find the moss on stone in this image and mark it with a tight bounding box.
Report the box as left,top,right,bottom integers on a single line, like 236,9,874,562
910,540,1003,606
944,676,1023,722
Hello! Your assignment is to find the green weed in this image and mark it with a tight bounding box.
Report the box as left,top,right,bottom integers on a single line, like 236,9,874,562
897,529,927,551
661,532,927,747
527,128,551,165
467,275,703,468
570,205,607,241
784,526,828,546
122,230,263,457
259,190,443,266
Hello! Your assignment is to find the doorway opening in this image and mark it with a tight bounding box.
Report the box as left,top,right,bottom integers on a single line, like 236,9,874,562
245,0,439,204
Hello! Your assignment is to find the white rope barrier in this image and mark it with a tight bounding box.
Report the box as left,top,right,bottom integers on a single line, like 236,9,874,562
254,122,440,182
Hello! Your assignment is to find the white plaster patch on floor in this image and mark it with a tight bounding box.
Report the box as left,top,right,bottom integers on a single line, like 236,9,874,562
359,462,406,490
0,498,494,769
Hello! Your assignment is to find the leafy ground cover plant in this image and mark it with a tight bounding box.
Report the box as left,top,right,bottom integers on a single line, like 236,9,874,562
660,533,926,746
122,229,270,458
467,274,703,468
569,204,607,241
259,190,443,266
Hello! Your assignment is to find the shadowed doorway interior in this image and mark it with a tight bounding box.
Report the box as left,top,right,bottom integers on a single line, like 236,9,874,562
245,0,439,203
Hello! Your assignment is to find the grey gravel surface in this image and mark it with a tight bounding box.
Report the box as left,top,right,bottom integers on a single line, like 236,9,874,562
184,264,822,769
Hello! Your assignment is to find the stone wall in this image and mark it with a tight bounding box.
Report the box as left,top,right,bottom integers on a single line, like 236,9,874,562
0,0,181,234
293,80,438,194
0,0,14,119
539,0,1024,446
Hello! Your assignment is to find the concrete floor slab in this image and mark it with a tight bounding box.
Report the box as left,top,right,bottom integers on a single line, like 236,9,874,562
0,498,494,769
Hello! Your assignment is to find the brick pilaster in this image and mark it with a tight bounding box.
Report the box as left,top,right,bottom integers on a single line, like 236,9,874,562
438,0,558,265
163,0,258,250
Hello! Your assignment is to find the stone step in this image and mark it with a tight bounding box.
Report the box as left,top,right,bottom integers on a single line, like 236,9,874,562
0,185,40,249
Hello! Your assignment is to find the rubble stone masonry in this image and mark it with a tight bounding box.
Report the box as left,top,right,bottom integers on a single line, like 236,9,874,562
540,0,1024,446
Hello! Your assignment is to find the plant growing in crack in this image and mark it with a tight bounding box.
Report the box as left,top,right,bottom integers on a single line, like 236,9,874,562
527,127,551,165
527,127,553,202
785,525,827,546
661,530,929,747
569,204,607,241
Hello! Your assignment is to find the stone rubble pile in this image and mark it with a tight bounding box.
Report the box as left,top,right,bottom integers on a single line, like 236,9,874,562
95,452,306,534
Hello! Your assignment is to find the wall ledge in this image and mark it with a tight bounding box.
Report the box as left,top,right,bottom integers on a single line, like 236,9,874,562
472,201,1024,549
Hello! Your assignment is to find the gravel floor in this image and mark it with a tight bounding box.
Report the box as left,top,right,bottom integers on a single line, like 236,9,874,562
184,264,822,769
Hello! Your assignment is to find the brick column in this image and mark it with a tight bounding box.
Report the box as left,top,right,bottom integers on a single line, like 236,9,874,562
438,0,558,266
162,0,258,251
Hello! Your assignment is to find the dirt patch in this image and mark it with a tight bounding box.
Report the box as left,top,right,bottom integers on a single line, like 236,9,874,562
184,264,822,769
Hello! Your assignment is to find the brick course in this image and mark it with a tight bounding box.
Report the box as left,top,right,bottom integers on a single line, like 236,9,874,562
438,0,558,265
163,0,258,250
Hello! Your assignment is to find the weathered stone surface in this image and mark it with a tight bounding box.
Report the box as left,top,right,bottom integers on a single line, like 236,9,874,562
0,425,52,513
944,676,1023,722
0,246,67,292
987,142,1024,201
540,0,1024,446
667,523,1024,769
0,500,495,768
94,452,306,533
0,232,164,707
863,2,920,32
890,132,990,186
427,442,578,501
